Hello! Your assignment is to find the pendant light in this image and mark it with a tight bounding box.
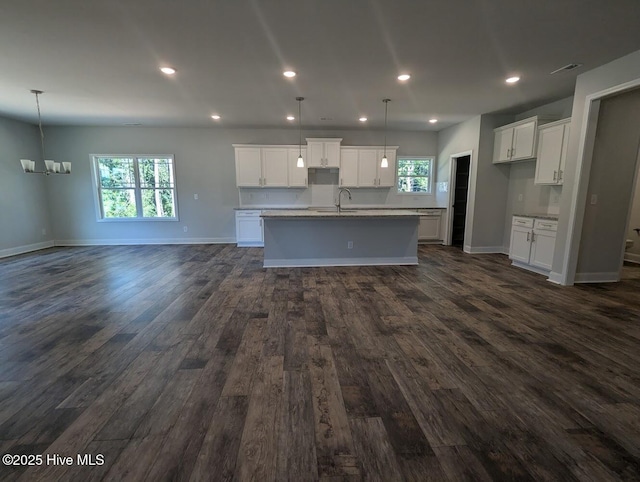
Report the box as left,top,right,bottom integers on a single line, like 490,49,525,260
296,97,304,167
20,90,71,175
381,98,391,168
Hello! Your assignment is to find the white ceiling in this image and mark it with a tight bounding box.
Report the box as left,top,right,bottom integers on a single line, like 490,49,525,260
1,0,639,131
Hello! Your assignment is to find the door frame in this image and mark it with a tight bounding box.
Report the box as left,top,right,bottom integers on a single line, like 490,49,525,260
447,150,473,246
559,78,640,285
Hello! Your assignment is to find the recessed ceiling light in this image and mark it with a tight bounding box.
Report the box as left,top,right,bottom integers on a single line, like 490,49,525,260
211,114,221,120
283,71,296,78
429,118,438,124
397,74,411,81
287,115,295,121
160,67,176,75
506,76,520,84
359,117,368,122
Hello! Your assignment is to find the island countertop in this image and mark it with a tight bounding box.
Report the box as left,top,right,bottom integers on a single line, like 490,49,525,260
261,209,420,218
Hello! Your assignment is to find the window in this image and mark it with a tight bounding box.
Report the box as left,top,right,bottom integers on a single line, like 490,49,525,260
92,155,177,220
397,157,433,194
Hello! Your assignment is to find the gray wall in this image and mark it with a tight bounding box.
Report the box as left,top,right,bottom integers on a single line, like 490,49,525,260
436,116,481,248
627,160,640,260
0,117,54,256
436,114,512,252
575,88,640,277
471,115,511,251
553,48,640,283
42,125,435,244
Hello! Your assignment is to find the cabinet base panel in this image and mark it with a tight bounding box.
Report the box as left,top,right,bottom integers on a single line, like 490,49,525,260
237,241,264,247
510,260,551,277
264,256,418,268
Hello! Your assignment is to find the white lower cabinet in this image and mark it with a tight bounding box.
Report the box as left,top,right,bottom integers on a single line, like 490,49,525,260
509,216,557,274
417,209,442,242
235,210,263,247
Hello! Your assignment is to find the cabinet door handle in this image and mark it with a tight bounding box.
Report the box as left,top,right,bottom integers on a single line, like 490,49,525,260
531,232,535,242
553,171,557,181
558,169,563,182
263,177,267,185
511,147,515,157
527,232,530,242
259,219,263,227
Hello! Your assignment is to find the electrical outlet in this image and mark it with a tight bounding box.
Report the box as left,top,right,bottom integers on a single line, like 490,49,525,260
183,226,188,232
518,193,523,202
590,194,598,205
347,241,353,249
194,193,198,200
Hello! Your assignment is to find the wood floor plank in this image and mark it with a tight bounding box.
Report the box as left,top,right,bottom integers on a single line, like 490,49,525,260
1,244,639,480
276,370,318,481
235,355,284,482
189,395,249,481
349,417,404,482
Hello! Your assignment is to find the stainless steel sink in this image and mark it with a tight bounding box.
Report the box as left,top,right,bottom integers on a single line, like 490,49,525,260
310,207,338,212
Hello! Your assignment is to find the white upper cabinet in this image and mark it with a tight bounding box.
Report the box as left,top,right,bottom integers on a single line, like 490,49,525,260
306,138,342,168
235,147,262,187
234,145,289,187
377,148,397,187
493,116,554,164
534,118,570,185
339,147,397,187
261,148,289,187
357,149,378,187
339,149,359,187
287,148,308,187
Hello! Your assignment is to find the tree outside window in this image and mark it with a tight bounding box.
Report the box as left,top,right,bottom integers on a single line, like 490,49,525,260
397,157,433,194
93,155,177,220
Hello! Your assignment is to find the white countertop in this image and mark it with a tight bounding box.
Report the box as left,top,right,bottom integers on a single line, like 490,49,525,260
261,209,421,218
514,213,559,220
236,205,446,211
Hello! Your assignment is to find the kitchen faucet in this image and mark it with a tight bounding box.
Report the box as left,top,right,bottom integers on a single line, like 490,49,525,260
336,188,352,212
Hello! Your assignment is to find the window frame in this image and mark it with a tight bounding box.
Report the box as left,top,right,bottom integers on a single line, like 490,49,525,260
396,156,434,195
90,154,179,222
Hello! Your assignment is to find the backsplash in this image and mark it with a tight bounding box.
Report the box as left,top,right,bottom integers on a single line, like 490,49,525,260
238,168,445,208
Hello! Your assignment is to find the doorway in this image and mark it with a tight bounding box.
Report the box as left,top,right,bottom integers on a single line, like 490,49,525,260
450,154,471,248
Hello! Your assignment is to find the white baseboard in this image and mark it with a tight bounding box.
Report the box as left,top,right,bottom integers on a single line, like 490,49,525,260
464,245,507,254
624,252,640,264
0,240,55,259
54,237,235,246
574,271,620,283
511,260,551,277
547,271,564,284
263,256,419,268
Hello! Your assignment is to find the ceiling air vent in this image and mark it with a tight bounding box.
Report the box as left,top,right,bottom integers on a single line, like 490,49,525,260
550,63,583,75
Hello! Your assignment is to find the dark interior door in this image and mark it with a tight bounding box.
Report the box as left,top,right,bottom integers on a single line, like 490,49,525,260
451,155,470,248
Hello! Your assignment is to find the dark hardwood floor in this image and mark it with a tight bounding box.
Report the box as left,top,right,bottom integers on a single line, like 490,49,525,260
1,244,639,481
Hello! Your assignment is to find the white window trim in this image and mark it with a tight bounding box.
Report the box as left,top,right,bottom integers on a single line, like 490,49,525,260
90,154,179,222
396,156,435,195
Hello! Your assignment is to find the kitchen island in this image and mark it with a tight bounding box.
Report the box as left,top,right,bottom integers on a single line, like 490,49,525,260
261,209,420,267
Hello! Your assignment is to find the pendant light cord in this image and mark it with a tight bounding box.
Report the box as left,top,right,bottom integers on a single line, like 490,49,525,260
298,99,302,156
383,99,390,157
35,91,46,160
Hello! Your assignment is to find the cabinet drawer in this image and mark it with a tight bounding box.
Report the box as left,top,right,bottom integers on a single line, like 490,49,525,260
236,210,262,217
534,219,557,231
512,216,534,228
